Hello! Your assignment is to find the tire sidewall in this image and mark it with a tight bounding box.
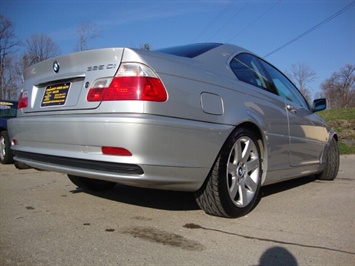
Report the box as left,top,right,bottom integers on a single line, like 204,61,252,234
0,131,13,164
318,138,339,181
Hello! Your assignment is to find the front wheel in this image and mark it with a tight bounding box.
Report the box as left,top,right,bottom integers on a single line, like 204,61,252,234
195,127,262,218
0,131,14,164
68,175,117,191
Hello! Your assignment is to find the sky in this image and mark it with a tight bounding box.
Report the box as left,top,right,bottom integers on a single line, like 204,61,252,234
1,0,354,99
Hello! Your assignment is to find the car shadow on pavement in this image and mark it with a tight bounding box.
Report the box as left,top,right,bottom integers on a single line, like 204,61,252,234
260,174,318,198
70,174,319,213
71,184,200,211
249,174,318,213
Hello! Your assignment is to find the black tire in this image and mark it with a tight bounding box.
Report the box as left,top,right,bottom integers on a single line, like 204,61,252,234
68,175,116,191
317,137,339,181
195,127,262,218
0,131,14,164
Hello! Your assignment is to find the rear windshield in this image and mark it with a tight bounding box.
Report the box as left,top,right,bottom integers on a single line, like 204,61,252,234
155,43,222,58
0,101,17,118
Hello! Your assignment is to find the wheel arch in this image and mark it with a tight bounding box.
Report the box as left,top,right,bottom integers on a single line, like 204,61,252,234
332,133,338,142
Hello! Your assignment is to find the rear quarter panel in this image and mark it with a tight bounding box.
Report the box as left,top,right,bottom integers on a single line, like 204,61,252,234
123,49,291,177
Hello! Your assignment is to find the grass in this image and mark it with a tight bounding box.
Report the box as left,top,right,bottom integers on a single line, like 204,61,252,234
318,108,355,121
318,108,355,154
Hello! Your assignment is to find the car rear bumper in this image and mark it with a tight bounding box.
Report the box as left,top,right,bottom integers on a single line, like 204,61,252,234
9,114,233,191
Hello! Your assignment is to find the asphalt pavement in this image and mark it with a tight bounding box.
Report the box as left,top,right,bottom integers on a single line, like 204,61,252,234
1,155,354,265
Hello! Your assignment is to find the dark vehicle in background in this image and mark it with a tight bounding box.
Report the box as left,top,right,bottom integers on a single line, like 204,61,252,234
0,100,17,164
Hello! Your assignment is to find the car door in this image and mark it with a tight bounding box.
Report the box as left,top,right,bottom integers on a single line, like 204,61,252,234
230,53,290,171
259,60,326,166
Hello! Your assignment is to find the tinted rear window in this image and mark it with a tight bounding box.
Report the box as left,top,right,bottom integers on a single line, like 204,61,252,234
155,43,222,58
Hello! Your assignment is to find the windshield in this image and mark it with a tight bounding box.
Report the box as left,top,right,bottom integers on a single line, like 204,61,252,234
155,43,222,58
0,101,18,118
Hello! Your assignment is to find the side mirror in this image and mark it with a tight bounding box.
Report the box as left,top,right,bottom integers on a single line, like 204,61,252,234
312,98,327,112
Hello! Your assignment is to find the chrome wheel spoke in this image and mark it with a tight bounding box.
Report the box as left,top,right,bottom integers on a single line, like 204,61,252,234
246,158,259,172
245,174,258,192
228,162,238,199
234,140,243,162
238,180,248,206
241,139,251,162
228,162,237,175
229,178,239,200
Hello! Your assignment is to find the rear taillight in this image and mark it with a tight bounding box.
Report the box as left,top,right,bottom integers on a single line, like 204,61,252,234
87,63,167,102
18,91,28,109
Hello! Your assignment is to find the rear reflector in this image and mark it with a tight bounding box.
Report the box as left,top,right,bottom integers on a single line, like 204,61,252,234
102,146,132,156
87,63,167,102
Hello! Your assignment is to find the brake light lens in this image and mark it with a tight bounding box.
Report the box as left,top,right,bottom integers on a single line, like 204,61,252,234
18,91,28,109
87,63,167,102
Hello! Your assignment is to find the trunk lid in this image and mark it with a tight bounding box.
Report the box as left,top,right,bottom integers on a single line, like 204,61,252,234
21,48,124,113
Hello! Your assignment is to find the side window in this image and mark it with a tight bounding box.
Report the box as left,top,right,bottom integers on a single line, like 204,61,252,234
230,53,274,92
260,60,309,109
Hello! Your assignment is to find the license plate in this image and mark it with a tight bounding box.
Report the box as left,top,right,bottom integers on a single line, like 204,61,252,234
41,83,70,107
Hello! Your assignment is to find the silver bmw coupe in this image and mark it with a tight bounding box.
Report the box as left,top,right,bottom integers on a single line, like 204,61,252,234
8,43,339,218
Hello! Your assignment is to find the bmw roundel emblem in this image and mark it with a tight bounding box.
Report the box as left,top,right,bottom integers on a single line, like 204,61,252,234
53,61,60,73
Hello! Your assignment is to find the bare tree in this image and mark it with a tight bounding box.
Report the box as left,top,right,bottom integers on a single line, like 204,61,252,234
24,33,61,67
74,22,100,52
320,64,355,108
286,63,317,103
141,43,151,51
1,55,22,99
0,15,22,99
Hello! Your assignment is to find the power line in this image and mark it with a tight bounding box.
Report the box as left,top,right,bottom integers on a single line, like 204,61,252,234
192,0,237,42
207,0,251,41
264,1,355,58
227,0,281,43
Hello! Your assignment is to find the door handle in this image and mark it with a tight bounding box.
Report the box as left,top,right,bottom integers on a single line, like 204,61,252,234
286,104,297,113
